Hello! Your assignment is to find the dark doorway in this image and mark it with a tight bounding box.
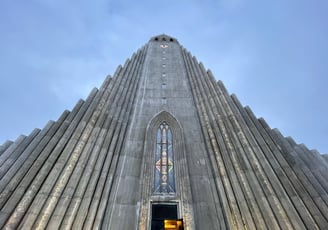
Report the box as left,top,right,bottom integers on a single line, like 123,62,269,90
151,204,178,230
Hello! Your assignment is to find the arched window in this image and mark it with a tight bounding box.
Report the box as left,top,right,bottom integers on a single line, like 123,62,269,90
154,121,175,193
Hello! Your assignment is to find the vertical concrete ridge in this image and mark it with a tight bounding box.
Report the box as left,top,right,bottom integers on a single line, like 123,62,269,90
13,44,149,230
45,84,116,228
230,94,309,229
37,51,139,229
0,106,78,227
298,144,328,183
181,48,236,229
231,86,326,227
235,97,318,228
0,136,26,159
270,129,328,219
0,112,70,195
86,45,145,228
274,130,327,204
0,121,54,183
0,141,14,156
213,75,302,229
245,107,316,227
184,54,249,227
1,87,98,228
322,154,328,163
99,44,148,229
181,45,328,229
259,118,328,228
200,58,277,229
189,53,262,230
0,36,326,230
0,134,31,167
23,87,105,229
0,124,50,180
293,144,328,199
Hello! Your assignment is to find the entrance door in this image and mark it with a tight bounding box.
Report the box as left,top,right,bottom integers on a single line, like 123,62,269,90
151,204,178,230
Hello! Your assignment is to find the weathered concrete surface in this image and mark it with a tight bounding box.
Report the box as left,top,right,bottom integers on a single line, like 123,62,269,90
0,34,327,229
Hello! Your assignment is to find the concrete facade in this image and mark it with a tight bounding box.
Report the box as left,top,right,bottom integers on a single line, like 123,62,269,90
0,34,328,229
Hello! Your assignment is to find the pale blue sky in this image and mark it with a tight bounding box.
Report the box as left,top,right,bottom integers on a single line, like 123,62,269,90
0,0,327,153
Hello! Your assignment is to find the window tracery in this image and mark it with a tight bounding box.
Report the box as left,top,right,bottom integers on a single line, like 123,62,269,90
154,121,175,193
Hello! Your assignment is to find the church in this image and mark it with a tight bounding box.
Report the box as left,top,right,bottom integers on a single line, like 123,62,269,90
0,34,328,229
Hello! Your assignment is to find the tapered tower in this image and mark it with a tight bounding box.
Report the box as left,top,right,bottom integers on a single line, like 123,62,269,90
0,34,328,229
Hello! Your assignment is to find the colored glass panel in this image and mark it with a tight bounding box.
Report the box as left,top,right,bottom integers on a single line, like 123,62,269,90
154,121,175,193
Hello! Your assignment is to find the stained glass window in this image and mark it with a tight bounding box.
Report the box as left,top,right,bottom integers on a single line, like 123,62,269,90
154,121,175,193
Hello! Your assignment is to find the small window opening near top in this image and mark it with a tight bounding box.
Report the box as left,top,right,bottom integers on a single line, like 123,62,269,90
162,37,166,41
161,97,167,104
160,44,168,49
154,37,158,41
170,38,174,42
